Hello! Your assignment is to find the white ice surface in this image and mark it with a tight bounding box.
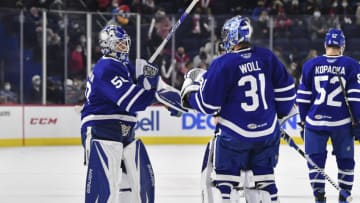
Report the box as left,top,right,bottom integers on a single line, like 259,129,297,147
0,144,359,203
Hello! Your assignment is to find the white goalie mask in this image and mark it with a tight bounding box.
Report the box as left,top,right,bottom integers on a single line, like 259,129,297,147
99,25,131,61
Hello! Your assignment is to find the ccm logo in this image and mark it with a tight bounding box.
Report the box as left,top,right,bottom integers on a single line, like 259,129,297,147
30,118,58,125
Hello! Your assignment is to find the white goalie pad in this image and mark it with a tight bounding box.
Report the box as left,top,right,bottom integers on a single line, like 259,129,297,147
201,137,222,203
122,139,155,203
85,139,124,203
244,189,273,203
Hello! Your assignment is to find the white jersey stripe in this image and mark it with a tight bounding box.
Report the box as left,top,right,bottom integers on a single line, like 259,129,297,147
296,99,311,103
275,94,296,101
126,89,145,112
218,115,277,138
305,116,351,127
81,114,137,126
297,90,312,95
117,85,136,106
274,83,295,92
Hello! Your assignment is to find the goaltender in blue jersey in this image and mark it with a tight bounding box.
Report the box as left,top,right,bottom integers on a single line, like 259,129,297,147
80,25,185,203
181,16,296,203
296,28,360,203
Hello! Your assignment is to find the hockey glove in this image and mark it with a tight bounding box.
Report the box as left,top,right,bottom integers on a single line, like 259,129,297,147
135,59,159,90
155,84,188,117
180,68,206,109
352,125,360,141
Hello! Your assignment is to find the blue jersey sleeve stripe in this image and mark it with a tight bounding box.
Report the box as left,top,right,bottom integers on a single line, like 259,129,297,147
195,93,209,114
199,91,221,110
305,116,351,127
274,83,295,92
297,90,312,95
117,85,136,106
274,94,296,101
125,89,145,112
296,99,311,103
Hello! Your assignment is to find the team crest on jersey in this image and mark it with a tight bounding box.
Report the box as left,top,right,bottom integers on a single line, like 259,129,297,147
120,123,132,136
240,53,252,59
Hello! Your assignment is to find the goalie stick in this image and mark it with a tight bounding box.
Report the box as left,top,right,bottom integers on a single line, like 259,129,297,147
279,111,352,202
146,0,199,113
148,0,199,63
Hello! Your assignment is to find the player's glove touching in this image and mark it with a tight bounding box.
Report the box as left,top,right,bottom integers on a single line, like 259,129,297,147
135,59,159,90
180,68,206,109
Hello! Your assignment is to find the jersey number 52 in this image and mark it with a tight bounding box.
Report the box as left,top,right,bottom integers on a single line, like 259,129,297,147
314,75,345,107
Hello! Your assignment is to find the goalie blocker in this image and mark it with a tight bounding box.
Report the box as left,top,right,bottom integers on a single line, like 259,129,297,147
85,137,155,203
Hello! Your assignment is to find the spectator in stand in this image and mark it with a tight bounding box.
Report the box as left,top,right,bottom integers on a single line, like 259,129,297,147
307,8,327,40
69,44,85,79
251,0,266,20
28,75,41,104
285,0,302,16
356,3,360,25
252,9,270,39
325,13,340,29
146,9,173,85
274,8,293,38
107,4,132,26
174,46,190,89
191,7,211,39
302,0,318,15
193,47,211,69
0,82,18,104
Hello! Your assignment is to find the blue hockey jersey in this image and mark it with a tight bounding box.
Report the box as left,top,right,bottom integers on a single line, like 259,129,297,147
188,47,296,141
81,56,156,129
297,55,360,131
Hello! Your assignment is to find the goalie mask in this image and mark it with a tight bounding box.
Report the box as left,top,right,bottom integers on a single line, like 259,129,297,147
324,28,345,50
99,25,131,60
221,15,253,53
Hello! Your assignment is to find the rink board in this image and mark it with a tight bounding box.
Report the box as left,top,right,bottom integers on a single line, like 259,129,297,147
0,105,302,146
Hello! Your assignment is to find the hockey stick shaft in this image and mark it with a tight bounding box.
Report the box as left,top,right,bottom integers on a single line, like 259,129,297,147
280,129,352,202
336,70,356,125
148,0,199,63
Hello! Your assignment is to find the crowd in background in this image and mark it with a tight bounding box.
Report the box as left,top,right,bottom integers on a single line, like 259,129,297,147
1,0,360,104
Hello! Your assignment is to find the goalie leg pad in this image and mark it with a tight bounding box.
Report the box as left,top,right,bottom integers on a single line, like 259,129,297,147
245,189,274,203
85,139,124,203
251,168,279,202
201,138,217,203
122,139,155,203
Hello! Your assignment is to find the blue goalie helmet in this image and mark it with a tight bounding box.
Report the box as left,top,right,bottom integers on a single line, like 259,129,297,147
99,25,131,60
221,15,253,52
324,28,345,48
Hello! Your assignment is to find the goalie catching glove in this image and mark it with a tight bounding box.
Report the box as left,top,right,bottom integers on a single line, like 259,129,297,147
156,79,188,117
135,59,159,90
180,68,206,109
